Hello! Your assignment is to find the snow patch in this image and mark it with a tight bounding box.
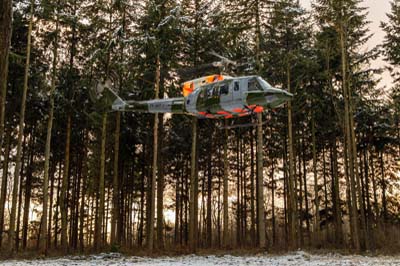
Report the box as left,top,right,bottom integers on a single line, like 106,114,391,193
2,252,400,266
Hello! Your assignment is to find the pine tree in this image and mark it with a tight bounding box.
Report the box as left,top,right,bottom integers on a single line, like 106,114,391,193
8,0,34,252
39,1,60,253
382,0,400,84
314,0,379,251
263,0,312,249
0,0,12,149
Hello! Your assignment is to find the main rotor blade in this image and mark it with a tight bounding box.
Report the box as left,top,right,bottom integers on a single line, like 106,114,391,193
177,62,223,78
208,51,237,66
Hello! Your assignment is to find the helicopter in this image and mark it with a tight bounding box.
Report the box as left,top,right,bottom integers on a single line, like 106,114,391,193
93,53,293,120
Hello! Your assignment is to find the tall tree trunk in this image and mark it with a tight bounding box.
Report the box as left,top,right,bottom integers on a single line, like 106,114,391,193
380,151,387,222
175,162,181,244
60,114,71,253
363,145,374,249
47,164,56,250
189,117,198,252
322,147,329,241
156,114,165,249
236,132,241,246
271,159,276,246
111,112,120,246
138,144,146,247
339,21,360,251
302,131,310,244
15,142,25,252
206,147,212,247
349,94,368,250
15,142,26,252
22,135,35,249
311,115,320,246
223,122,229,248
7,1,33,252
0,0,12,149
0,128,11,247
331,138,343,245
256,113,266,248
39,15,58,253
79,130,89,252
146,55,160,251
250,129,256,244
54,164,62,248
370,150,379,223
95,113,107,250
287,63,297,249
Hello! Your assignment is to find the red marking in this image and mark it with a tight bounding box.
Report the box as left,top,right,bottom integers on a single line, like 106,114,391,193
217,111,230,115
198,111,207,116
233,108,245,113
254,106,264,113
239,112,250,117
224,115,233,119
205,114,215,118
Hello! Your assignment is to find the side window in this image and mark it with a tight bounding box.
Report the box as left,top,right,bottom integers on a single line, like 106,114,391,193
234,82,240,91
220,84,229,95
213,86,219,97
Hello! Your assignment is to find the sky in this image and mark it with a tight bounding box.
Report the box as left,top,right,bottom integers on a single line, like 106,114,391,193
299,0,393,90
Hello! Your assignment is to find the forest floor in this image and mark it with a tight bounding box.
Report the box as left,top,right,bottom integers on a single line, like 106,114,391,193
2,251,400,266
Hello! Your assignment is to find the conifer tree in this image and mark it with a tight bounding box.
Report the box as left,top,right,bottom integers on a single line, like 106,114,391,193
39,0,60,253
8,0,34,252
0,0,12,149
382,0,400,84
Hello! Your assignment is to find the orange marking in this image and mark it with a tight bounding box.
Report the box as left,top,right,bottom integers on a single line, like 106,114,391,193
224,115,233,119
205,74,224,83
254,106,264,113
183,82,194,97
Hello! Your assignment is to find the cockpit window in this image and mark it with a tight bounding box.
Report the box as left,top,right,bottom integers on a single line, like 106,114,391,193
248,78,262,91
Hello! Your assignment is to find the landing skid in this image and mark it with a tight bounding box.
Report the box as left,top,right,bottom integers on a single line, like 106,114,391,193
218,119,268,130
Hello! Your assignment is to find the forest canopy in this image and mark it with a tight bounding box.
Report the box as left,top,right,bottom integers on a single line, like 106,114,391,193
0,0,399,256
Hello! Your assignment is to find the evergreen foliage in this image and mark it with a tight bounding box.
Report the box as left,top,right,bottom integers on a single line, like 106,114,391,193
0,0,398,255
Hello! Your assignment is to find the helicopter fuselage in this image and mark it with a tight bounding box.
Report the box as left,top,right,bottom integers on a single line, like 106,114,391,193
109,75,292,119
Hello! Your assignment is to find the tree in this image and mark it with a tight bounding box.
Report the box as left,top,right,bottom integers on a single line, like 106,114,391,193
8,0,34,252
39,3,59,253
0,0,12,149
263,0,312,248
382,0,400,84
188,117,198,252
256,113,266,248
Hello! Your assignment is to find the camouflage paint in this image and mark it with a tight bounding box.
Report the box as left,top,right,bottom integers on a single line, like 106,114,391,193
105,75,292,119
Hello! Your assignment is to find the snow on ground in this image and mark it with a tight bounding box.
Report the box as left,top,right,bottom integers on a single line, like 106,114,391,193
2,251,400,266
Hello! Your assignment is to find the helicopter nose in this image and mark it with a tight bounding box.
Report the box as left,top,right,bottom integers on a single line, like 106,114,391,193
278,89,293,100
267,87,293,100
